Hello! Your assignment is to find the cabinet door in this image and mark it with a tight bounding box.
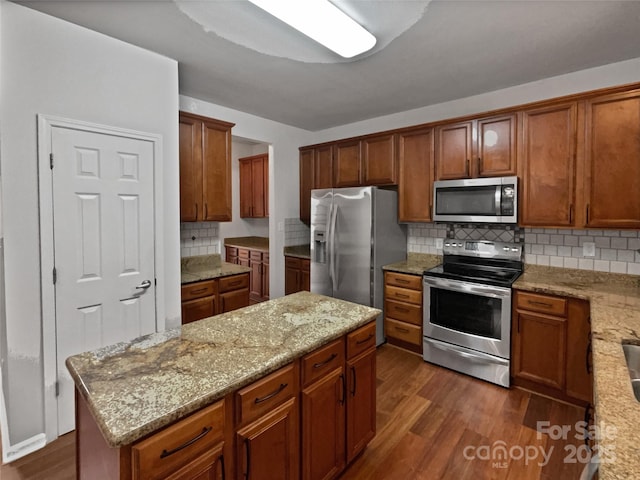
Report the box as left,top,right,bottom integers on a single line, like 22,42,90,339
164,446,225,480
181,296,215,324
435,121,473,180
219,289,250,314
314,145,333,189
301,260,310,292
239,158,253,218
236,397,299,480
584,90,640,228
301,368,346,480
362,134,397,185
261,253,270,301
238,248,250,268
520,103,578,227
179,114,203,222
513,310,566,390
251,156,267,218
284,257,301,295
300,149,314,224
224,246,238,264
566,299,593,403
249,251,263,302
346,349,376,463
201,118,232,221
398,128,434,222
477,113,517,177
334,140,361,187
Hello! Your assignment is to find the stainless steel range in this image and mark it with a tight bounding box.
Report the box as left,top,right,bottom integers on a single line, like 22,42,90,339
422,240,523,387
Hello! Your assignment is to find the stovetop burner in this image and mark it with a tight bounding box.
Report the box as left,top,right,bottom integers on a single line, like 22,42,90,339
423,240,523,288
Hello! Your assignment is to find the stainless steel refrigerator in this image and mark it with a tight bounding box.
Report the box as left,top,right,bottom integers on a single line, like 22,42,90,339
310,186,407,345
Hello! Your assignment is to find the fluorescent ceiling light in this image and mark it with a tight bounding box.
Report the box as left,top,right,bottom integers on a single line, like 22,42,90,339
248,0,376,58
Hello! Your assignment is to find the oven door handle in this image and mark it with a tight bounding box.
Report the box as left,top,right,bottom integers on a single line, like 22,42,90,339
424,337,509,366
423,276,511,298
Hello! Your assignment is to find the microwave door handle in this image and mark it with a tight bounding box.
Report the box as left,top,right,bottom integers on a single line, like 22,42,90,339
495,186,501,215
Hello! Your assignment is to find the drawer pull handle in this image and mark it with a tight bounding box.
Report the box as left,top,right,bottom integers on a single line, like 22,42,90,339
395,306,410,313
244,438,251,480
159,426,212,459
220,453,226,480
313,353,337,369
339,373,346,405
254,383,288,404
350,366,357,396
395,326,410,333
356,333,374,345
395,278,410,284
395,293,410,299
228,280,242,287
527,300,553,308
190,288,209,295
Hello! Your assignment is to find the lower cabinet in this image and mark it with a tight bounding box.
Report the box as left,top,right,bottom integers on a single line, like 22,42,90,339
181,273,250,324
383,271,423,354
225,245,269,304
512,290,592,405
285,256,311,295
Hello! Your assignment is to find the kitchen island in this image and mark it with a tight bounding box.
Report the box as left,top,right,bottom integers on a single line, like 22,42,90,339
68,291,380,479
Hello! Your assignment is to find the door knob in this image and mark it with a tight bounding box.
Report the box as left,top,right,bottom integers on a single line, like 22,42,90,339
135,280,152,290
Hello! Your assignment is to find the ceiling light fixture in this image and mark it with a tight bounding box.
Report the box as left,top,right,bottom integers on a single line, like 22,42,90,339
247,0,376,58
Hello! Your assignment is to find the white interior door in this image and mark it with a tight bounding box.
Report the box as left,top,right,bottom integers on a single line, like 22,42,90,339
50,126,157,435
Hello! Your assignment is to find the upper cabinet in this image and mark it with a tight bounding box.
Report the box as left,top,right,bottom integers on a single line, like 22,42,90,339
398,128,434,223
239,154,268,218
179,111,234,222
435,113,517,180
334,134,398,187
519,103,578,227
583,90,640,229
299,145,334,224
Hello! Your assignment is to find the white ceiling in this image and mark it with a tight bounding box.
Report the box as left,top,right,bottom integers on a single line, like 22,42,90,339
15,0,640,131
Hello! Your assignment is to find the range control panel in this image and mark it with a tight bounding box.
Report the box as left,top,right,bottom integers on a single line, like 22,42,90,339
442,240,522,260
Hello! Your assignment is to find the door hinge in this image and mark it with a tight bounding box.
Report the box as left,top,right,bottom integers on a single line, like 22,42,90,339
53,266,57,285
55,381,59,397
49,153,54,169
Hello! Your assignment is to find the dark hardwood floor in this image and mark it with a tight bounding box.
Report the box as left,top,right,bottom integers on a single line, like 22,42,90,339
1,344,588,480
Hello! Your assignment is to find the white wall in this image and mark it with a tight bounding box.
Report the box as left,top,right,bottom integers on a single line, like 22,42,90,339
313,57,640,142
179,96,314,298
0,0,180,460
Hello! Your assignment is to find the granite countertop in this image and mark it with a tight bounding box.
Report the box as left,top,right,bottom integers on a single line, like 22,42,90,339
284,244,311,260
181,254,251,284
223,236,269,252
382,252,442,276
513,266,640,480
66,291,380,448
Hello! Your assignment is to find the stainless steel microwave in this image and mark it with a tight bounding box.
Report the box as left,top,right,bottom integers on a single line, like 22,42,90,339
432,176,518,224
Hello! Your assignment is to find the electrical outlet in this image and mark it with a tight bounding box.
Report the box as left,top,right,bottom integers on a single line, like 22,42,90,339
583,242,596,257
436,238,444,249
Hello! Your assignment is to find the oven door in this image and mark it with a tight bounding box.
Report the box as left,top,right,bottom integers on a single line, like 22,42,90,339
423,276,511,359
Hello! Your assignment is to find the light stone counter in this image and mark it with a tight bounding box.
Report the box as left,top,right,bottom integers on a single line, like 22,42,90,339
513,265,640,480
382,252,442,276
181,254,251,284
66,291,380,448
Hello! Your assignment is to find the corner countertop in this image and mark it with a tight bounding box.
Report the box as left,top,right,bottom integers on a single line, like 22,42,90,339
382,253,442,276
181,254,251,284
284,244,311,260
66,291,380,448
513,266,640,480
223,236,269,252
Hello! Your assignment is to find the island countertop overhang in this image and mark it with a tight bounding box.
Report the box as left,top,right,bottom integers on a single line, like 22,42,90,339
66,291,380,448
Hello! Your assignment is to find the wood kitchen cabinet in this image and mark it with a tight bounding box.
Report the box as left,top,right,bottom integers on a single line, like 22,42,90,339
249,250,269,303
179,111,234,222
384,271,423,354
235,364,299,480
284,256,310,295
435,113,517,180
299,146,334,224
583,89,640,229
181,273,249,324
512,290,592,405
334,134,397,187
519,102,578,227
239,154,268,218
333,139,362,187
398,127,435,222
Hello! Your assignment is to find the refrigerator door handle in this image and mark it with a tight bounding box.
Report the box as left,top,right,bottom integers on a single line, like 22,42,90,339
329,203,339,292
327,202,335,288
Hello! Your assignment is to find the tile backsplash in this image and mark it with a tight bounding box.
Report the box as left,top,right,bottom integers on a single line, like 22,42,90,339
284,218,310,247
180,222,220,258
408,223,640,275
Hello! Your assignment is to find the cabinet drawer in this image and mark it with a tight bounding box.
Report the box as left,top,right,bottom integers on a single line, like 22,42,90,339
263,252,270,264
385,285,422,305
385,272,422,290
347,322,376,360
385,300,422,326
181,280,217,301
238,248,250,259
250,250,263,262
385,319,422,346
236,363,296,425
132,400,225,480
219,273,249,293
302,338,345,387
285,256,301,269
517,291,567,316
301,259,310,272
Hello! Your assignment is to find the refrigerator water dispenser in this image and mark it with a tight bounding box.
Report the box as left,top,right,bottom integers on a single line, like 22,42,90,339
314,231,327,264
